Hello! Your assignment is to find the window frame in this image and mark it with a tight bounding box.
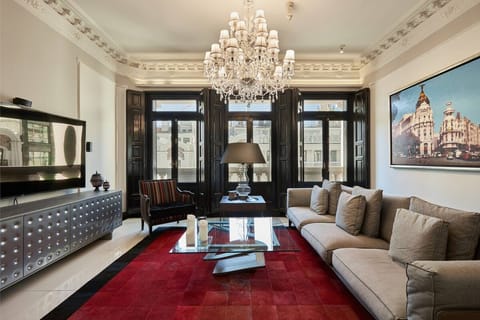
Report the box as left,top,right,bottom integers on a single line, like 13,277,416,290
297,92,354,185
145,92,204,183
226,102,275,184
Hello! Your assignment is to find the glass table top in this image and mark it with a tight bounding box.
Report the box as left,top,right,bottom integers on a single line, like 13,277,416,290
170,217,298,254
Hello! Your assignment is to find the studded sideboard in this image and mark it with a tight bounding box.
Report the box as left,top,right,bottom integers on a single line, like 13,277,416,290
0,190,122,291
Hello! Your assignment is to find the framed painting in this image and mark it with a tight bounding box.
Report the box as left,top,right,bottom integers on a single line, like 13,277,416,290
390,55,480,170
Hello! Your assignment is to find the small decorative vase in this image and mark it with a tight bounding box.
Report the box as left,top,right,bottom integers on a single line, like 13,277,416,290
90,171,103,191
102,180,110,191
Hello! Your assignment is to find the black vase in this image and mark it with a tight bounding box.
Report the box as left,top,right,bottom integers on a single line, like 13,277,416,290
90,171,104,191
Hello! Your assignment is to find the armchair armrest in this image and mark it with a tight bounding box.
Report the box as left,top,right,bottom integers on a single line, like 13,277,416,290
286,188,312,208
176,188,195,204
406,260,480,320
139,194,151,221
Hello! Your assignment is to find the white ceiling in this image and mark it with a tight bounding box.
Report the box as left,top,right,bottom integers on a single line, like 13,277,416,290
68,0,426,62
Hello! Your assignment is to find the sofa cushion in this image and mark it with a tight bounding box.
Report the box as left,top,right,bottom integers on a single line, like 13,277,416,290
286,207,335,230
352,186,383,237
388,208,449,264
332,248,407,320
410,196,480,260
322,179,342,215
379,195,411,243
301,223,389,265
310,185,328,214
335,192,366,236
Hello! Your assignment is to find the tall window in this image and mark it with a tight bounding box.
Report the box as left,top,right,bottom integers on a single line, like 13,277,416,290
253,120,271,182
150,98,200,183
298,98,349,183
152,120,171,179
227,102,272,183
227,121,247,182
300,120,323,181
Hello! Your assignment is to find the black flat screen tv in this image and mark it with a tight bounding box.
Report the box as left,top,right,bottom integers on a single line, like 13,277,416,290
0,105,86,198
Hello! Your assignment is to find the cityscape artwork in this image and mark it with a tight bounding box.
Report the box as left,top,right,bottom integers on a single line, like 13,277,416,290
390,55,480,170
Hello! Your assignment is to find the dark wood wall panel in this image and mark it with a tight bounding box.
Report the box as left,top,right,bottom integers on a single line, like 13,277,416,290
274,90,297,212
205,90,226,213
353,88,370,187
126,90,145,215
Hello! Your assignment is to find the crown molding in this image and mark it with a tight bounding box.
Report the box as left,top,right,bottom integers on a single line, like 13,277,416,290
15,0,465,88
359,0,453,66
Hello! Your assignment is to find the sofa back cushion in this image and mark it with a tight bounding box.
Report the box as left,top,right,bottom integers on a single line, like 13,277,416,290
341,185,353,194
379,195,411,242
322,179,342,215
353,186,383,237
410,196,480,260
139,179,178,206
310,185,329,214
389,208,449,264
335,192,366,235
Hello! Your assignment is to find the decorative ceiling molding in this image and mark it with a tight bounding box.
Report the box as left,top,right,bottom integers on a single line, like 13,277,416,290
40,0,130,65
360,0,452,66
16,0,455,87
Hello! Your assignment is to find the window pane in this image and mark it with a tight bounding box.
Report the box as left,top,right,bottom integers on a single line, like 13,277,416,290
253,120,271,182
228,102,271,112
178,121,197,183
228,121,247,182
152,100,197,112
304,120,323,181
152,121,171,179
329,120,347,181
304,99,347,112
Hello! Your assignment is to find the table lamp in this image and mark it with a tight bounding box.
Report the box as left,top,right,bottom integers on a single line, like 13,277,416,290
221,142,266,199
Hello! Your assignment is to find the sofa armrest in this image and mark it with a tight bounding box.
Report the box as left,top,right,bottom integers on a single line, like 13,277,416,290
286,188,312,208
406,260,480,320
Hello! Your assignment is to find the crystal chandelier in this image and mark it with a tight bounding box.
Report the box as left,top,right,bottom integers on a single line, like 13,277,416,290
203,0,295,104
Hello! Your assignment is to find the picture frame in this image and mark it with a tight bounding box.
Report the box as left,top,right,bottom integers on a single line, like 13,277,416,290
389,55,480,171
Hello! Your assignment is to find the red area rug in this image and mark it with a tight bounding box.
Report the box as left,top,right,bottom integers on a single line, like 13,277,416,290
68,228,373,320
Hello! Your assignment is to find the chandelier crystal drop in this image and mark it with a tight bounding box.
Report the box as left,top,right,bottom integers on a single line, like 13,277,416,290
203,0,295,104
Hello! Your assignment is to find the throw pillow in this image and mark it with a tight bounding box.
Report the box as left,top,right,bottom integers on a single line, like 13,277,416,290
322,179,342,215
410,196,480,260
388,208,449,264
335,192,366,235
310,185,328,214
352,186,383,237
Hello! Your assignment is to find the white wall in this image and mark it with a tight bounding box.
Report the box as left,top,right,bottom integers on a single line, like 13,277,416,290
367,14,480,211
0,0,124,207
79,61,116,190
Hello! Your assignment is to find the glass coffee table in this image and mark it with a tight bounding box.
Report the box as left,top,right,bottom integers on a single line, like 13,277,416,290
170,217,298,274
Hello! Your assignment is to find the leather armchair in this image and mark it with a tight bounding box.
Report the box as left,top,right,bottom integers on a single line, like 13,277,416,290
139,179,196,235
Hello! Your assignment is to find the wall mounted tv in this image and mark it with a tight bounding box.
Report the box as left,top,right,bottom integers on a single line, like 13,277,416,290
0,105,86,198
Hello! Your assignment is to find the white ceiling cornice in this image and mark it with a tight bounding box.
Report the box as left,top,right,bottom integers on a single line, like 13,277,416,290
15,0,467,88
359,0,452,66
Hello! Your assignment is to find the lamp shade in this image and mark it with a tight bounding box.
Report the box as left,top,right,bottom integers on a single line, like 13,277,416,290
221,143,266,164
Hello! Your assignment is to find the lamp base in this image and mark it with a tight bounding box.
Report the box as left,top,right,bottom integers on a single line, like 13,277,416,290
236,183,251,199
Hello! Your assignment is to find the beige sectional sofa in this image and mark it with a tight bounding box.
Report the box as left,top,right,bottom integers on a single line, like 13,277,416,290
286,183,480,320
